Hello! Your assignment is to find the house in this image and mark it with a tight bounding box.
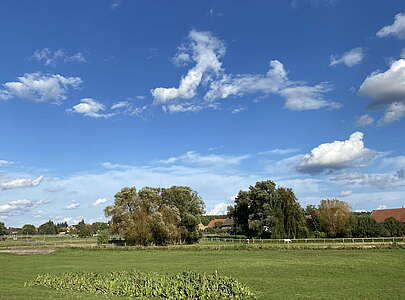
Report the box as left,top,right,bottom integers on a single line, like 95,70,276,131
371,208,405,223
207,218,227,228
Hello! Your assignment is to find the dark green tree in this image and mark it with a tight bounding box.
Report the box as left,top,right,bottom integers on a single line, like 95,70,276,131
383,217,404,237
75,220,92,238
229,180,307,238
0,222,7,235
38,221,57,235
21,224,37,235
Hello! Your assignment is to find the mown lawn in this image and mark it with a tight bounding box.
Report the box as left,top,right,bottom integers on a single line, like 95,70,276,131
0,248,404,299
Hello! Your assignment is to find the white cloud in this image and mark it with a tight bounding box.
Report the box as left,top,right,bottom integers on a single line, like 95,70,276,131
0,200,33,214
0,160,13,166
93,198,108,206
377,13,405,39
0,73,81,103
297,132,376,174
331,170,405,188
70,98,115,118
356,114,374,127
0,176,43,190
111,101,148,116
378,102,405,125
65,202,80,210
330,48,364,67
33,48,86,66
340,190,352,197
280,83,340,110
159,151,250,167
259,148,300,155
151,30,225,104
231,107,246,114
151,30,339,112
376,204,387,210
359,59,405,123
206,202,229,215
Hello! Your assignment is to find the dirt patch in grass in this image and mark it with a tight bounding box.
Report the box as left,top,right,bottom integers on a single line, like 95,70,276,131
0,249,56,255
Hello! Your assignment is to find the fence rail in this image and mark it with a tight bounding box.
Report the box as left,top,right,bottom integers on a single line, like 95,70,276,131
201,237,405,244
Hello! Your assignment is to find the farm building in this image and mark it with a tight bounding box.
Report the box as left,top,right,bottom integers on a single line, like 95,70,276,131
371,208,405,223
206,218,234,228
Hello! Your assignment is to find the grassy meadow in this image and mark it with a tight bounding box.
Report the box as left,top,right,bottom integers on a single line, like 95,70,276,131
1,248,404,299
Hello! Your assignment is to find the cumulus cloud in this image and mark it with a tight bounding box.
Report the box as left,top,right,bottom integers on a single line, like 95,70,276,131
359,59,405,124
331,170,405,188
151,30,339,112
69,98,115,118
33,48,86,66
0,199,33,214
297,132,376,174
151,30,225,104
93,198,108,206
330,48,364,67
377,13,405,39
0,176,43,190
378,102,405,125
159,151,250,167
0,73,81,103
65,202,80,210
356,114,374,127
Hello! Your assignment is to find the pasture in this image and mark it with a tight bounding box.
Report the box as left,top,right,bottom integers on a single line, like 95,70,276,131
0,247,404,299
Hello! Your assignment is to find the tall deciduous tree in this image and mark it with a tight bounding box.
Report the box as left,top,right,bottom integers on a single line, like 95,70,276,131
319,199,351,237
105,186,204,246
22,224,37,235
229,180,307,238
38,221,58,235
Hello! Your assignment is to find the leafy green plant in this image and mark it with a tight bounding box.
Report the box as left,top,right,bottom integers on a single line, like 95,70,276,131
25,270,256,300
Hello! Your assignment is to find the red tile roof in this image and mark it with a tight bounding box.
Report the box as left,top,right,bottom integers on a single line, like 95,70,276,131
371,208,405,223
207,219,227,228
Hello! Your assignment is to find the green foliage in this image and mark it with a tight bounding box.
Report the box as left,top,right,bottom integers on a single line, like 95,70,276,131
229,180,307,239
0,222,7,235
75,220,92,238
105,186,204,246
90,222,108,235
349,214,388,238
38,221,58,235
96,229,110,245
319,199,351,237
383,217,405,237
26,270,256,300
21,224,37,235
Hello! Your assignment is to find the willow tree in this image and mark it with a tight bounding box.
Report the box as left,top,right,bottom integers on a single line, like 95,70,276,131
319,199,351,237
229,180,307,239
105,186,204,246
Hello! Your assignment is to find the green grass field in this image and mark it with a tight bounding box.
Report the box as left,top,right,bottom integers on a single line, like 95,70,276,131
1,248,404,299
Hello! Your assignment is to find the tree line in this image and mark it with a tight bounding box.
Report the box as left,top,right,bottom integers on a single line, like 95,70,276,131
229,180,405,238
1,179,404,245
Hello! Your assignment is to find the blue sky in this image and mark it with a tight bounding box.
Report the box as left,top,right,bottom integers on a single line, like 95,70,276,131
1,0,405,227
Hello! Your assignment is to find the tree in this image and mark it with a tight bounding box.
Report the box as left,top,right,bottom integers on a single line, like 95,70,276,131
318,199,351,237
161,186,205,243
75,220,92,238
383,217,405,237
349,214,387,238
105,186,204,246
21,224,37,235
90,222,108,235
0,222,7,235
38,221,58,235
229,180,307,239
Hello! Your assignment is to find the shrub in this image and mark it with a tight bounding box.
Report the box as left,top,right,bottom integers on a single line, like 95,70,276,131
26,270,256,300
